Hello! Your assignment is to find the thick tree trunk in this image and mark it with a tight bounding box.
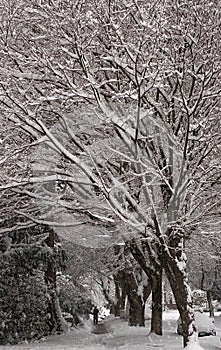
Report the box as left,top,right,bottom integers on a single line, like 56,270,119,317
113,243,152,326
151,266,163,335
206,290,214,317
128,238,163,334
117,269,151,327
163,249,198,348
44,229,69,333
128,293,145,326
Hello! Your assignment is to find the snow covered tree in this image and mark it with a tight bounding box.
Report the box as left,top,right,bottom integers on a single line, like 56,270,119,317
0,1,220,348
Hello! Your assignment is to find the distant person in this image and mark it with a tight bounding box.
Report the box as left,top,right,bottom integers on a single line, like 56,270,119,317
93,306,99,324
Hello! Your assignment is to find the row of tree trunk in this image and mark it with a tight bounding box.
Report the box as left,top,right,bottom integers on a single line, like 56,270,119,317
43,228,213,348
104,240,201,348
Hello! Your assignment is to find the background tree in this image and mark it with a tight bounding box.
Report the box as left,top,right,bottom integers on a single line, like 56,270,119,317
188,228,221,317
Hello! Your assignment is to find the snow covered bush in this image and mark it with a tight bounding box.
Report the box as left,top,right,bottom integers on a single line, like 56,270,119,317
0,245,50,345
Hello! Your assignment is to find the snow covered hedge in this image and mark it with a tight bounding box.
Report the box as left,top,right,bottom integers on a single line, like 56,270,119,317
0,245,50,345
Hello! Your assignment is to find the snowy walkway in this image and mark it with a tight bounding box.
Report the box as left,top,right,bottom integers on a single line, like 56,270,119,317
0,311,220,350
91,322,109,335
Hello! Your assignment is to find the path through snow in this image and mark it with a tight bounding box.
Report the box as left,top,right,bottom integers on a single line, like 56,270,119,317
0,311,220,350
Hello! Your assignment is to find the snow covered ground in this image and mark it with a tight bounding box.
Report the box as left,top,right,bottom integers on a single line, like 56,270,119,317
0,311,220,350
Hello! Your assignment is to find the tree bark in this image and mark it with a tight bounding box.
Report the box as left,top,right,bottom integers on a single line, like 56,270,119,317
151,265,163,335
129,238,163,334
163,248,198,348
44,229,69,333
206,290,214,317
117,269,151,327
128,292,145,326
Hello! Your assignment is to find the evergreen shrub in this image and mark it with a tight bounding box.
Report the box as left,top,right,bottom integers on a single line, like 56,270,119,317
0,245,50,345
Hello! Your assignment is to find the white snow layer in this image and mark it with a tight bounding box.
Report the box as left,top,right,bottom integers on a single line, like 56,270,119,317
1,310,220,350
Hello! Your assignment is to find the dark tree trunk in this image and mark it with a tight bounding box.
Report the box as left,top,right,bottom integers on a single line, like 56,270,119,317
120,287,127,316
44,230,57,332
151,266,163,335
44,229,68,333
114,277,121,316
129,238,163,335
117,269,151,327
206,290,214,317
113,243,152,326
128,292,145,326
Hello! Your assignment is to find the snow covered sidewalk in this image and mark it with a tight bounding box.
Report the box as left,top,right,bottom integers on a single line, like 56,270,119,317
0,311,220,350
